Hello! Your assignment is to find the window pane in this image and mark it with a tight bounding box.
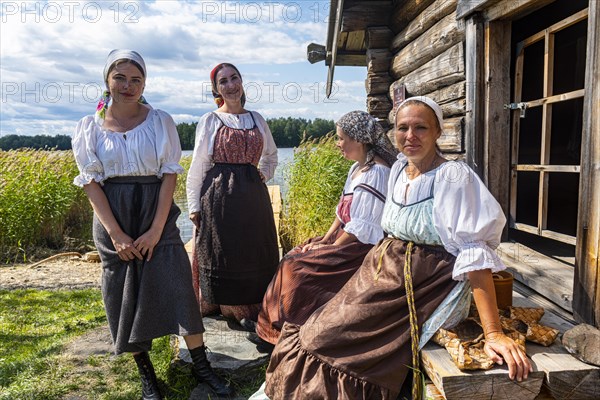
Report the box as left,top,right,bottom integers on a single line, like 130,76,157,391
515,171,539,226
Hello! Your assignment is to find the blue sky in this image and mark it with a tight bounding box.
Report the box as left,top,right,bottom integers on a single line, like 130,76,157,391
0,0,367,137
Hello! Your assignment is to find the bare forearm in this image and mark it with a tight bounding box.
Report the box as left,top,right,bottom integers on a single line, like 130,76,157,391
468,269,503,337
322,218,342,242
333,231,357,246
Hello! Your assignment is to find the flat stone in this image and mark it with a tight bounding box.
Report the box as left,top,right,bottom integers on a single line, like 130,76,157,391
64,324,114,358
175,316,270,370
562,323,600,367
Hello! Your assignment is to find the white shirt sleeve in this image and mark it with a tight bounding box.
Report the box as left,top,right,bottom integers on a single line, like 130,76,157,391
343,164,391,245
72,116,104,187
186,113,219,214
155,110,184,177
433,161,507,281
253,112,278,182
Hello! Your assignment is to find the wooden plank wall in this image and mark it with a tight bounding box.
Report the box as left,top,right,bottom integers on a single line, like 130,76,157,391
386,0,466,155
573,0,600,328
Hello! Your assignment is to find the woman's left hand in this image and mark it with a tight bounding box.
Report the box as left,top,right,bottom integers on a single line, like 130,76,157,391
484,332,533,381
301,242,328,253
133,228,162,262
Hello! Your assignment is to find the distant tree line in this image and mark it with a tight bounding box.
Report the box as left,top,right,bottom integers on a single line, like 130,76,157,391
0,117,335,151
0,134,72,150
176,117,335,150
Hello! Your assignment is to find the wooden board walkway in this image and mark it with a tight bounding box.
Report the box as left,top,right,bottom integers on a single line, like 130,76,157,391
421,290,600,399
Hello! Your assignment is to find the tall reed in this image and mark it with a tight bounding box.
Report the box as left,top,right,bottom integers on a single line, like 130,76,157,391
0,149,92,262
280,134,352,251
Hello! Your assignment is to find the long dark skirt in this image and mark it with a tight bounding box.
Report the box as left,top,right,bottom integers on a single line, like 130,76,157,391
265,238,457,400
193,163,279,305
94,176,204,355
256,226,373,344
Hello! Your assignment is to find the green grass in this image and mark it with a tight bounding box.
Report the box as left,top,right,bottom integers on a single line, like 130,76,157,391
0,288,265,399
280,134,352,251
0,149,93,263
0,289,106,398
0,151,193,264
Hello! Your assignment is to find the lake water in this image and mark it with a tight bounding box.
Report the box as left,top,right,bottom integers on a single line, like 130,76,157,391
176,148,295,242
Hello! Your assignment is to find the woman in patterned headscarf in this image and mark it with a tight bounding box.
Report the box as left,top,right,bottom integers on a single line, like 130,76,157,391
72,50,232,399
251,110,397,348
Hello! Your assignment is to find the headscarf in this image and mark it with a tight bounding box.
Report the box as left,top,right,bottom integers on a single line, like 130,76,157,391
95,49,148,125
209,63,246,108
336,110,398,168
396,96,444,133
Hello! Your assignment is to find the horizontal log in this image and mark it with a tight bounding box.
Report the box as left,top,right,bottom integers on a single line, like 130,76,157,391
341,1,391,32
391,11,465,79
367,94,392,119
366,26,393,49
391,0,457,52
367,48,392,73
391,0,436,33
366,72,393,95
424,81,466,105
440,97,467,117
390,42,465,97
331,53,367,67
439,116,463,152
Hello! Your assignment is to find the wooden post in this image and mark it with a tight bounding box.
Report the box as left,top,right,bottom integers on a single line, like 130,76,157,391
484,20,511,233
573,0,600,328
464,15,485,177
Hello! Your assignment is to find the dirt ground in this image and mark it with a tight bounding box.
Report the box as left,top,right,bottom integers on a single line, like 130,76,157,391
0,254,102,290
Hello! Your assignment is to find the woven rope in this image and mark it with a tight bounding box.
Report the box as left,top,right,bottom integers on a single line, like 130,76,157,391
404,241,422,400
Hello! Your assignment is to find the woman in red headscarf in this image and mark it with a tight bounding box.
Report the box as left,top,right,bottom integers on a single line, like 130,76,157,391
187,63,279,326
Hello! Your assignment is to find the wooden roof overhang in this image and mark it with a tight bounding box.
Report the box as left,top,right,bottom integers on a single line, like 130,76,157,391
307,0,392,97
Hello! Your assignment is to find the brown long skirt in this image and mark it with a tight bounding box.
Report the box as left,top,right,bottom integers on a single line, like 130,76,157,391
256,226,373,344
265,238,457,400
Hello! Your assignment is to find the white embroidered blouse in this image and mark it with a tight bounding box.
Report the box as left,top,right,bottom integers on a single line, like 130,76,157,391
186,111,278,214
72,107,183,187
385,158,507,281
338,162,390,245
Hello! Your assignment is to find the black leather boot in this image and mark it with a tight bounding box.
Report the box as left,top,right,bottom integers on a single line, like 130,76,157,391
189,345,234,397
133,352,163,400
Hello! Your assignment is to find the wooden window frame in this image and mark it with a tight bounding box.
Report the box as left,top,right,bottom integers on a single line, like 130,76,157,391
509,8,588,246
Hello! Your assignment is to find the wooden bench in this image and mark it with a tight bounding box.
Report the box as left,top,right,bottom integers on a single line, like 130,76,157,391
420,289,600,399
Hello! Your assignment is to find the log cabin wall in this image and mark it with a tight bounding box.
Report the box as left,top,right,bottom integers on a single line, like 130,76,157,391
383,0,466,159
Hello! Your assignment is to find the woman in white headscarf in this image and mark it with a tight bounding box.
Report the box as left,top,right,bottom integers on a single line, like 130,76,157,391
265,97,532,400
72,50,232,399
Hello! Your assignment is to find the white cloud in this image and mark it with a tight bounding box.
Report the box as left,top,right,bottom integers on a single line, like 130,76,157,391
0,1,366,136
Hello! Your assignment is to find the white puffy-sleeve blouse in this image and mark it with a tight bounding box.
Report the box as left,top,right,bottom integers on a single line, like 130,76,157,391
390,160,506,280
72,107,184,187
339,162,390,245
186,111,278,214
